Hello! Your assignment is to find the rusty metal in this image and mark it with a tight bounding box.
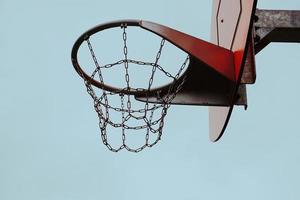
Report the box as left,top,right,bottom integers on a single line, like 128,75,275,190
254,9,300,54
241,30,256,84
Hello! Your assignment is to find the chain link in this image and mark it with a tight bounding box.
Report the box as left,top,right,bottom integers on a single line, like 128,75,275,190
82,25,189,153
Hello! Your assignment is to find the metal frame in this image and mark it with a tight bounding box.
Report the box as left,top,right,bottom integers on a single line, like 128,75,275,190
254,9,300,54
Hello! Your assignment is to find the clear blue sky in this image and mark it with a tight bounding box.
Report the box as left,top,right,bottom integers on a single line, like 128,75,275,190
0,0,300,200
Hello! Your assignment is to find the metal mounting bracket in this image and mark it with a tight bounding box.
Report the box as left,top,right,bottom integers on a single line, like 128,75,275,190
254,9,300,54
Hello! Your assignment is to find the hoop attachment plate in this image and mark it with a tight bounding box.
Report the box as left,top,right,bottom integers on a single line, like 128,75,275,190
137,0,258,142
135,20,237,106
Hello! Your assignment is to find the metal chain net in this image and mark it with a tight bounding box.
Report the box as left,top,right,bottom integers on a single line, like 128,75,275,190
82,24,189,152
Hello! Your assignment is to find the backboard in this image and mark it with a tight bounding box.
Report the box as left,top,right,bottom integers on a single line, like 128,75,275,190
209,0,257,141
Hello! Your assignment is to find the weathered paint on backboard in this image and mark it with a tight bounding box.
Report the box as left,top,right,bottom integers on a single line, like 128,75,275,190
209,0,257,141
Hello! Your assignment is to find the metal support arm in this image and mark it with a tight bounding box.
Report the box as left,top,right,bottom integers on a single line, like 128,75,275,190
254,9,300,54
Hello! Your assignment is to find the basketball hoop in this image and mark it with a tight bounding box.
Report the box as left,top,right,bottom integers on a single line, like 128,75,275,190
71,1,300,149
72,20,189,152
